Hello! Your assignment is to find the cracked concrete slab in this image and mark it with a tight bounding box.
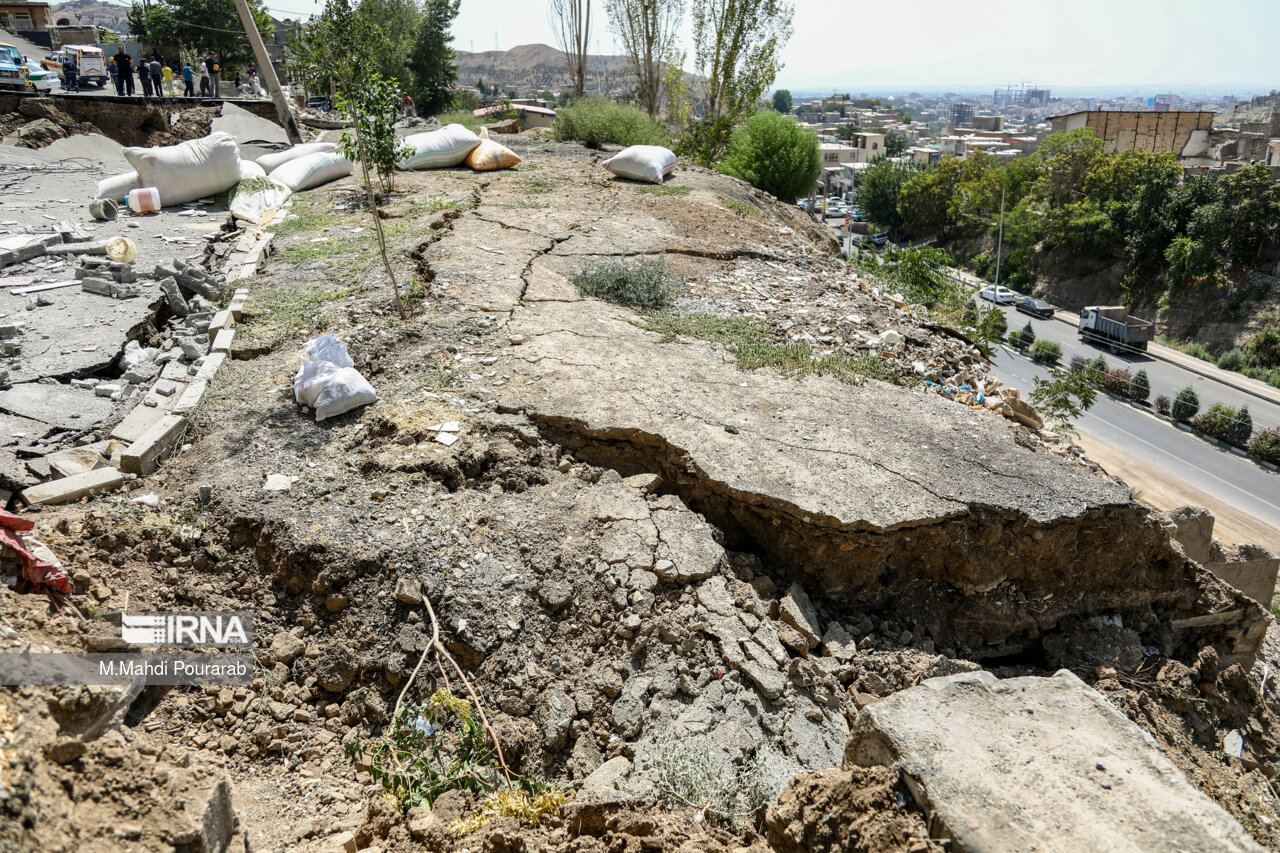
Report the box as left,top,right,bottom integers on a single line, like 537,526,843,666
847,669,1265,853
0,382,117,430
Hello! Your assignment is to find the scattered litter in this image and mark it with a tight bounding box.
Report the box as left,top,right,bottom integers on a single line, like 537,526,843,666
293,333,377,421
130,492,160,508
0,510,70,597
264,473,294,492
435,432,459,447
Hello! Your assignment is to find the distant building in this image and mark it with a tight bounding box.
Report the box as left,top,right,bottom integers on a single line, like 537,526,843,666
949,102,974,127
1050,110,1214,157
971,115,1004,132
907,146,942,166
0,0,51,33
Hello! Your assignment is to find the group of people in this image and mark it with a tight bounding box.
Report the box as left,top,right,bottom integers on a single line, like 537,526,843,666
108,48,260,99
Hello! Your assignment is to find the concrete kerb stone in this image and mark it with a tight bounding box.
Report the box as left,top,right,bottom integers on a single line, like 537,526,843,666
121,415,188,476
22,467,126,506
171,379,209,416
211,329,235,355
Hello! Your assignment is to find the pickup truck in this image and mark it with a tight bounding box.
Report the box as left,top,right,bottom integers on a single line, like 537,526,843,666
0,43,28,93
1078,306,1154,352
42,45,108,87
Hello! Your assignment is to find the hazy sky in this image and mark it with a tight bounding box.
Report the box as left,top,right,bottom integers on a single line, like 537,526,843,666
121,0,1279,94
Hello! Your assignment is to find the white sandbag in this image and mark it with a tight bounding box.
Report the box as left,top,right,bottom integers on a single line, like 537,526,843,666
238,159,267,180
95,170,141,201
257,141,337,174
294,334,376,421
229,176,292,226
271,151,354,192
398,124,481,170
602,145,678,184
123,132,242,207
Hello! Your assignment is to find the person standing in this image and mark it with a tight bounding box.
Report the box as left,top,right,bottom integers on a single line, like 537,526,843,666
138,59,152,97
61,55,79,93
182,62,195,97
198,64,210,97
399,91,416,118
204,52,220,97
163,62,174,96
149,56,163,97
112,47,133,96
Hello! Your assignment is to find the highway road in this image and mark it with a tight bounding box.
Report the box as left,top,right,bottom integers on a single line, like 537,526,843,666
989,345,1280,536
987,300,1280,433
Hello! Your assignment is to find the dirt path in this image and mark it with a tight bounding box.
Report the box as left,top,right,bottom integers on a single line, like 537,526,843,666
1077,432,1280,553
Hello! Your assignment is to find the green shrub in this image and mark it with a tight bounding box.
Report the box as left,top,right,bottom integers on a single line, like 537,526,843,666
1007,329,1024,349
1192,403,1251,447
717,110,821,201
1129,369,1151,403
571,256,678,310
1030,339,1062,364
1251,428,1280,465
1069,355,1090,374
1248,325,1280,368
1183,341,1214,362
552,97,668,148
1102,367,1133,397
1171,385,1200,423
1021,321,1036,347
1217,348,1248,372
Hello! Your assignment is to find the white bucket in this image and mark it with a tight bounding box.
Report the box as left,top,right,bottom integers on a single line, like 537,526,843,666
127,187,161,213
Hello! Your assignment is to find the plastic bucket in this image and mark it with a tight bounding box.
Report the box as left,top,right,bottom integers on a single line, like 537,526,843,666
105,236,137,264
126,187,161,214
88,198,118,221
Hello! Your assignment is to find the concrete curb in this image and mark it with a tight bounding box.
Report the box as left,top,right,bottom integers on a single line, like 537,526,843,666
20,225,273,506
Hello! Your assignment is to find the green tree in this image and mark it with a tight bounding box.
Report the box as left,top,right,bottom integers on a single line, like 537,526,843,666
834,124,863,141
335,72,412,316
1228,405,1253,448
717,110,819,201
1031,369,1097,433
605,0,685,118
1129,368,1150,403
128,0,272,64
1248,325,1280,368
684,0,794,164
355,0,423,87
1171,385,1200,423
881,131,906,156
409,0,461,116
857,156,919,233
1020,321,1035,346
288,0,374,96
1033,128,1105,208
771,88,792,113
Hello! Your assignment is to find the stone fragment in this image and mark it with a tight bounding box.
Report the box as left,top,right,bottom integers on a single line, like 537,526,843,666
395,577,423,605
580,756,631,797
779,584,822,650
847,670,1265,853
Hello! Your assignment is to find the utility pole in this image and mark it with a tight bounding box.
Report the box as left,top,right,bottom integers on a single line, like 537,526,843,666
230,0,303,145
993,184,1005,289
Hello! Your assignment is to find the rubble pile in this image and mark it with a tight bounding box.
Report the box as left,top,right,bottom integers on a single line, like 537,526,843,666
1,131,1279,853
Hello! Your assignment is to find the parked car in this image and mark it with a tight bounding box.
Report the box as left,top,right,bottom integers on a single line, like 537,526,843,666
979,285,1016,304
868,232,889,246
24,60,60,92
849,208,865,221
306,95,332,111
0,43,27,93
1015,296,1055,318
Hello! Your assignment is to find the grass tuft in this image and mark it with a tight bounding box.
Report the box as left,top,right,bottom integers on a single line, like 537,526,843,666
718,196,766,221
572,256,679,310
636,184,692,196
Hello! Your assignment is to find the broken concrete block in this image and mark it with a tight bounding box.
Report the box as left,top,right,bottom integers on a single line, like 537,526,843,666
211,329,234,355
158,276,188,317
779,584,822,650
22,466,124,505
111,397,174,443
177,338,206,360
579,756,631,798
228,295,248,321
120,415,187,476
846,669,1265,852
81,276,139,299
94,383,121,398
209,309,234,335
196,352,226,380
171,379,208,416
0,233,61,268
47,445,110,479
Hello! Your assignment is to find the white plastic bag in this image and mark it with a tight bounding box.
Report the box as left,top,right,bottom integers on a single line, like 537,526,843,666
123,131,242,207
398,124,481,170
271,151,354,192
293,334,376,421
602,145,677,184
257,142,337,173
95,171,141,201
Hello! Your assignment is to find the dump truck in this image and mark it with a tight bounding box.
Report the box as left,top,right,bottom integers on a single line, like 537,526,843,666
1078,306,1155,352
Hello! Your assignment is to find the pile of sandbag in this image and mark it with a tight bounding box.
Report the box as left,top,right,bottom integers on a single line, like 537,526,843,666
293,334,377,422
95,131,243,206
398,123,520,172
602,145,678,185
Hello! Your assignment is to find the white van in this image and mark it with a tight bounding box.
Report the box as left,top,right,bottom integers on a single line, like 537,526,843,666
43,45,108,88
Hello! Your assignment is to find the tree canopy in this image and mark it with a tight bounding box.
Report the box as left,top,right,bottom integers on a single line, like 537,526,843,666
717,110,819,201
128,0,272,65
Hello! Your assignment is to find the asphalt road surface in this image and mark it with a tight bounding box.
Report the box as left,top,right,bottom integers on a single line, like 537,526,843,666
988,300,1280,433
989,345,1280,536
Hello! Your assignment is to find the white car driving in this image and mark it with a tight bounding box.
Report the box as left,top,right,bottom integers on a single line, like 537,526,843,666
979,285,1017,304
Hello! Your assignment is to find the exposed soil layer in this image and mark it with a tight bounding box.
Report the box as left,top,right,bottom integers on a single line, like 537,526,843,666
1,135,1278,852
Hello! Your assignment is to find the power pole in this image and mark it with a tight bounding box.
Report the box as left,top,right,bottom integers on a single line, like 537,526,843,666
230,0,303,145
